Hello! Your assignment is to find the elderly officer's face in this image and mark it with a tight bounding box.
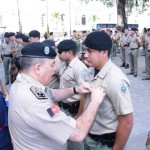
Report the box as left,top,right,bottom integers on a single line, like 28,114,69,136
39,59,56,85
84,46,108,70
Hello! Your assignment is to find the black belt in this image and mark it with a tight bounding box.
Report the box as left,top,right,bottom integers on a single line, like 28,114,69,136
130,48,138,50
59,101,80,115
3,54,12,57
88,132,116,147
147,50,150,52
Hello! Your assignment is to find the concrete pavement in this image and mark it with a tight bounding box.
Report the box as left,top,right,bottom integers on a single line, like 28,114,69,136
0,49,150,150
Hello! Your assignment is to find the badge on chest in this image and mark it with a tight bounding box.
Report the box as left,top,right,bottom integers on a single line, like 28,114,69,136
30,86,48,99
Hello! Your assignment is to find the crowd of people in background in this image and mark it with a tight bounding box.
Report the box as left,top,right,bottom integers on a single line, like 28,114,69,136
0,26,149,150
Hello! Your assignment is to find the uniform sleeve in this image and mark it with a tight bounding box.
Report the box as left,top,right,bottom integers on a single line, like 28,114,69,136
108,79,133,115
74,65,87,85
26,100,76,145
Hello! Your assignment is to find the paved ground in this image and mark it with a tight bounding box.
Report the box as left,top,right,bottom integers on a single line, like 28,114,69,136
113,49,150,150
0,49,150,150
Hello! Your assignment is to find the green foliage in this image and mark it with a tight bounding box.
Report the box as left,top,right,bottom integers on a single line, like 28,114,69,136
80,0,150,15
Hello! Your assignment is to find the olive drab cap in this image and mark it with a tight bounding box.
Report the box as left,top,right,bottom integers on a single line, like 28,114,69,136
21,42,57,59
83,31,112,51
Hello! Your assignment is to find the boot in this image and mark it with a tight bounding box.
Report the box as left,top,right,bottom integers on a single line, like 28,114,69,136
120,63,125,67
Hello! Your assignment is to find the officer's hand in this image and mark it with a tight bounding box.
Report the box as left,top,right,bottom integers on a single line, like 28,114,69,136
0,58,2,63
76,82,92,94
91,87,106,104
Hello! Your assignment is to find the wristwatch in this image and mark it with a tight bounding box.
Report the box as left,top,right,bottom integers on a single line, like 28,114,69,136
73,86,79,94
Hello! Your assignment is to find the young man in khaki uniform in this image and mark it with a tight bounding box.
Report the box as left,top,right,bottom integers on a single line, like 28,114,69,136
83,31,133,150
0,32,16,84
57,39,88,150
120,29,130,68
8,42,106,150
142,28,150,80
127,28,141,77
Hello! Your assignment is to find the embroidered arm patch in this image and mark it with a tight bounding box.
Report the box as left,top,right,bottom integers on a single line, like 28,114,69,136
30,86,48,99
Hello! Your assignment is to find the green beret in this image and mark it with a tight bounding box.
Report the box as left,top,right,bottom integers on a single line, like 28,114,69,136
21,42,57,59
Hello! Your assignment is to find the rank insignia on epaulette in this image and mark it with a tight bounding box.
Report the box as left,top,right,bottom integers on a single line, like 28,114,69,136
47,104,60,117
30,86,48,99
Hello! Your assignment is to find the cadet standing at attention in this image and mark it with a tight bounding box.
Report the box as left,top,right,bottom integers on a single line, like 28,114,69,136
83,31,133,150
127,28,141,77
57,39,88,150
8,42,106,150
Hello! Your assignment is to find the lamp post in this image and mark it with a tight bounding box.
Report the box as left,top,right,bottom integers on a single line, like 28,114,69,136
69,0,71,36
17,0,22,32
41,0,49,33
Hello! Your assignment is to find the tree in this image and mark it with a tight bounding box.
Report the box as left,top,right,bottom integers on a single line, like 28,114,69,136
80,0,150,28
89,14,99,29
51,12,61,29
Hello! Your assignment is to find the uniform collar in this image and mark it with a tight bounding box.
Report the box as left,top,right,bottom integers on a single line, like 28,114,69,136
68,57,78,68
21,73,46,91
89,59,112,79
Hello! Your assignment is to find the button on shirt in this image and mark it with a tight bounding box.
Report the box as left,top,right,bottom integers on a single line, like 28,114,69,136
8,73,76,150
84,60,133,135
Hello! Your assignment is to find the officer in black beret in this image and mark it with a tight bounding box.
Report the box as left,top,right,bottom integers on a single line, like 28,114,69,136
57,39,88,150
9,42,106,150
0,32,16,84
22,36,30,46
28,30,40,43
57,39,76,54
83,31,133,150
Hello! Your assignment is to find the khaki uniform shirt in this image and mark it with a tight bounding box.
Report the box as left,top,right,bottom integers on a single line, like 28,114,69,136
145,35,150,50
129,34,141,49
8,73,76,150
121,34,131,46
84,60,133,135
59,57,87,102
0,41,12,55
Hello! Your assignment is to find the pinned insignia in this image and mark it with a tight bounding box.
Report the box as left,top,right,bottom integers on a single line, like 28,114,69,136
120,83,127,93
30,86,48,99
81,71,87,79
47,104,60,117
44,46,50,55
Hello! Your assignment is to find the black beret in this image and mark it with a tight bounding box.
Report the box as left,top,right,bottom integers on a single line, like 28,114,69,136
22,36,30,42
9,32,15,36
4,32,10,38
29,30,40,38
147,28,150,31
131,28,137,31
57,40,76,52
21,42,57,59
83,31,112,51
15,33,25,39
42,39,55,47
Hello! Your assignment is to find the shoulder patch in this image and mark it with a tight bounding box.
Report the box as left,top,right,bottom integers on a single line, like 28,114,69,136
47,104,60,117
119,83,127,94
30,86,48,99
81,70,87,79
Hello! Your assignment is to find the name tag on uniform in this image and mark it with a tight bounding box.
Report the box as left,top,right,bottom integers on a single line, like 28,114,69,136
30,86,48,99
47,104,60,117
